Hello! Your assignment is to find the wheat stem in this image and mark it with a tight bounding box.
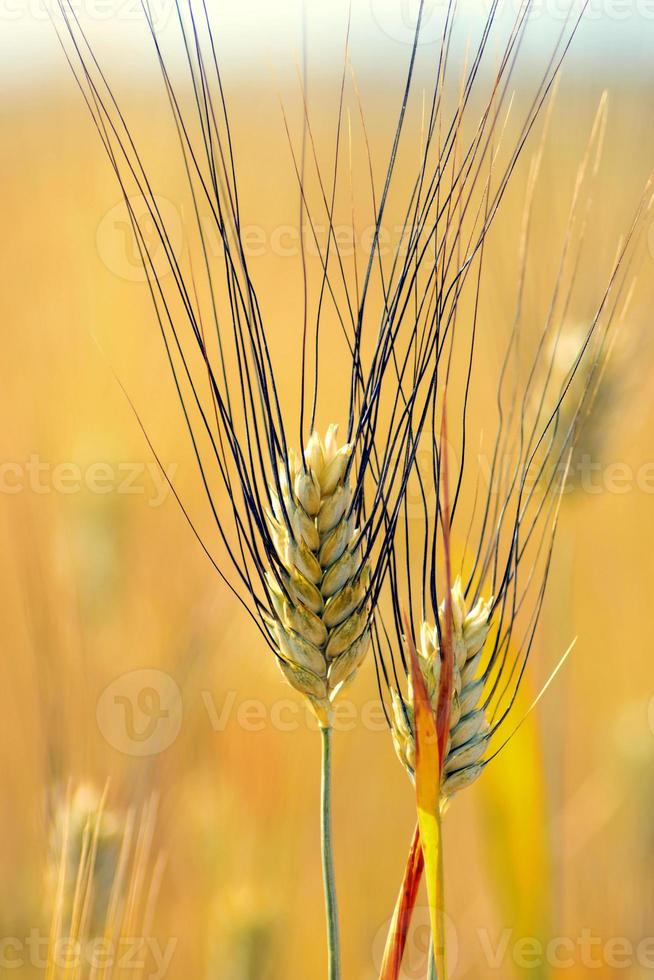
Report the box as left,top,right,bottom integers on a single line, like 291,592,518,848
428,944,438,979
320,724,341,980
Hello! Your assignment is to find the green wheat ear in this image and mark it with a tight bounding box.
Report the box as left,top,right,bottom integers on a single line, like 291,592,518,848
264,425,370,728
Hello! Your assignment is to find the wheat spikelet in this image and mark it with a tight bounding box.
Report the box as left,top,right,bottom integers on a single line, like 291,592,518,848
263,425,370,726
390,578,493,800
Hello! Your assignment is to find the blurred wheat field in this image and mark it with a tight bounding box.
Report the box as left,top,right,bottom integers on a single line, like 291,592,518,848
2,10,654,978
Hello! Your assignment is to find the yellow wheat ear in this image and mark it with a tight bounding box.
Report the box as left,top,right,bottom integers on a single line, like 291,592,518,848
264,426,371,726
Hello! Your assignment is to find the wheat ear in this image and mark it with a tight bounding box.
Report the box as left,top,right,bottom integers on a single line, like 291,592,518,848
391,578,493,800
264,424,371,728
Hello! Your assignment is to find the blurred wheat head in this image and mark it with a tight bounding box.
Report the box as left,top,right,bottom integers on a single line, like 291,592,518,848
535,314,640,496
47,784,121,939
46,784,164,980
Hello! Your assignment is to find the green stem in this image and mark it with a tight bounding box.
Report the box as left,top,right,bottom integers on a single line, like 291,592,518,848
428,943,438,979
320,725,341,980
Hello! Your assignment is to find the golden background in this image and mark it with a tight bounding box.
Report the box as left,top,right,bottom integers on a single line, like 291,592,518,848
1,7,654,977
